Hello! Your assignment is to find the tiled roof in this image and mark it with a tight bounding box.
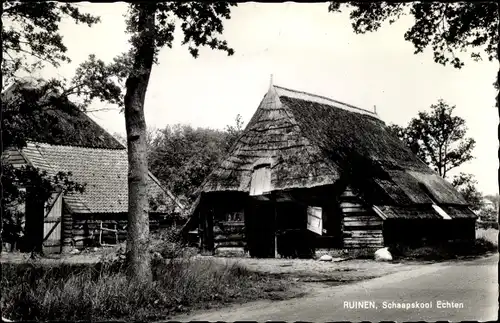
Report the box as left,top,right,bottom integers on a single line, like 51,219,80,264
22,142,183,214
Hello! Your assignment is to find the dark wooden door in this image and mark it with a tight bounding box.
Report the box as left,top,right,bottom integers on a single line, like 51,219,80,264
245,200,275,258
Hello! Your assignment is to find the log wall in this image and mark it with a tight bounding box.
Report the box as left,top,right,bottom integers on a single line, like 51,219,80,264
62,212,182,250
198,192,249,256
340,186,384,249
213,220,246,255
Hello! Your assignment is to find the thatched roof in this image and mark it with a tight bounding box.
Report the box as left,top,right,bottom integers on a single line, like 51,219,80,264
2,81,124,149
200,85,472,218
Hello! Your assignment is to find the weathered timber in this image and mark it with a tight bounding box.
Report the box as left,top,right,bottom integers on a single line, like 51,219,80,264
214,224,246,234
343,215,384,221
214,233,245,242
344,231,383,237
215,240,247,248
344,244,383,249
343,225,383,231
344,237,383,243
342,206,370,213
339,201,365,208
67,215,175,249
343,219,383,227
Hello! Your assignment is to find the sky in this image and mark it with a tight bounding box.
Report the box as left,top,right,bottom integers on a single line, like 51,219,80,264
35,2,497,195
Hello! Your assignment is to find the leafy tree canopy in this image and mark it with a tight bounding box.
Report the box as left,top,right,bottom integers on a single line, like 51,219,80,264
328,2,499,108
451,173,483,212
328,2,498,68
2,1,99,85
388,100,475,178
148,115,244,205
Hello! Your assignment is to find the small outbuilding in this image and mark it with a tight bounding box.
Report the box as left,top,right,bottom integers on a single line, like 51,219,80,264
185,83,476,258
4,143,183,253
2,81,183,253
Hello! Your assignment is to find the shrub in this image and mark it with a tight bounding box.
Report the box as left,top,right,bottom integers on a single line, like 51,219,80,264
389,237,497,261
1,258,292,321
346,248,378,259
149,225,197,259
476,228,498,247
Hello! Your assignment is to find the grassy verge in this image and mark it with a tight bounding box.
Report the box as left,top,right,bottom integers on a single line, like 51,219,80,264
1,257,299,321
389,230,498,261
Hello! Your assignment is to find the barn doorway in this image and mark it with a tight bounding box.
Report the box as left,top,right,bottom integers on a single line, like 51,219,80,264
245,199,276,258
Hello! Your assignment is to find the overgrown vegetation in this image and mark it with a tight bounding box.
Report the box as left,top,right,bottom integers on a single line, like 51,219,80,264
1,258,296,321
148,116,244,205
388,231,498,261
149,225,198,259
386,100,488,212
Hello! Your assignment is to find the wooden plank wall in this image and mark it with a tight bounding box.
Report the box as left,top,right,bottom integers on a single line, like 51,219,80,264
340,186,384,249
213,220,246,254
42,193,63,253
63,214,179,249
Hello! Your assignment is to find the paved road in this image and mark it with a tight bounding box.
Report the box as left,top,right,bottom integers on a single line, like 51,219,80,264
174,254,498,322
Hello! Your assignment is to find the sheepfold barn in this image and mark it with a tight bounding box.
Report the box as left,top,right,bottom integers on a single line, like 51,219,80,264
185,84,476,258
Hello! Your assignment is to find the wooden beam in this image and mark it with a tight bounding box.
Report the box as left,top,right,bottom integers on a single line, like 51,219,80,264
372,205,388,220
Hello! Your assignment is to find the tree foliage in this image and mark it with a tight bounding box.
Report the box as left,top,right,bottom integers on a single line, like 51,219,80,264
328,2,498,68
1,2,106,253
480,193,499,222
388,101,482,208
148,115,244,205
451,173,483,212
388,100,475,178
2,1,100,85
328,2,499,108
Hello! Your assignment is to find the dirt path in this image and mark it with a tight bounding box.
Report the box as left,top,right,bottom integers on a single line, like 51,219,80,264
171,254,498,322
199,255,425,283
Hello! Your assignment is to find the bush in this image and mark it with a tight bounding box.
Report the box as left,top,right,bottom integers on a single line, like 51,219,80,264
149,226,198,259
388,237,497,261
346,248,378,259
1,258,292,321
476,228,498,247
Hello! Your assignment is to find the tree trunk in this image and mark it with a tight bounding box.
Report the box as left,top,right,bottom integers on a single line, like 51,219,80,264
124,4,156,282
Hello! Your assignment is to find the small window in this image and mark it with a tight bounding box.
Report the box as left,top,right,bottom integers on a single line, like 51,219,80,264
250,164,271,196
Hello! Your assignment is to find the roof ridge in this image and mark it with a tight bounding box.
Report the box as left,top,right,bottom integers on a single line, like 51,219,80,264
273,85,379,118
28,141,127,151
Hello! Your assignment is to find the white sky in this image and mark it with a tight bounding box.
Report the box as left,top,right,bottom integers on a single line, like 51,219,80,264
36,2,498,195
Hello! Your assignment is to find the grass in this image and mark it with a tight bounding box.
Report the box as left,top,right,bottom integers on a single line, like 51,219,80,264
476,228,498,247
389,230,498,261
1,257,298,321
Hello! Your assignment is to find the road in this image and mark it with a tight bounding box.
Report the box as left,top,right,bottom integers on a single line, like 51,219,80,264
173,254,498,322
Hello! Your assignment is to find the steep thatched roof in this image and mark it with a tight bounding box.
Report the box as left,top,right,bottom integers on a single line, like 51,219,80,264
200,85,470,213
2,81,124,149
